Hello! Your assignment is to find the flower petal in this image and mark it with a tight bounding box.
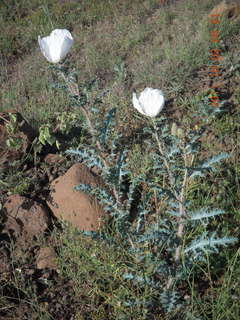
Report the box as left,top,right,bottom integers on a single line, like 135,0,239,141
38,36,53,63
132,92,146,116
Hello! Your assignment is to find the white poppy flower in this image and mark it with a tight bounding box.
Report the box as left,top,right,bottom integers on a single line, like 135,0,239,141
38,29,73,63
132,87,165,117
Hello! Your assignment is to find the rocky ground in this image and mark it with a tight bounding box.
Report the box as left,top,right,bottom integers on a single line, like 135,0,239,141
0,111,107,319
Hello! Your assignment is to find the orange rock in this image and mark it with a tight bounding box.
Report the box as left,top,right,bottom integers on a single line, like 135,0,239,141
208,1,240,20
47,163,105,231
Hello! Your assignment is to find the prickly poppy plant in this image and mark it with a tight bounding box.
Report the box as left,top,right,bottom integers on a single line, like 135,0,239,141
68,93,237,317
40,34,237,319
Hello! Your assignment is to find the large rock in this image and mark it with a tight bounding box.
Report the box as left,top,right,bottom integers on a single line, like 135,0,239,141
3,194,50,241
47,163,105,231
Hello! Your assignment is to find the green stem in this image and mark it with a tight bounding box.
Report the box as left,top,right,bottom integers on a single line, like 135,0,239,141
152,119,188,288
58,67,120,203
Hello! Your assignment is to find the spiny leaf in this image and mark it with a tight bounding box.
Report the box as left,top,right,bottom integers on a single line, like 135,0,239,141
201,152,229,168
189,208,225,221
99,107,116,145
184,235,237,254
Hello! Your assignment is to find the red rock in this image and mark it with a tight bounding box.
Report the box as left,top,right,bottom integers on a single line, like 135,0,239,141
3,194,50,240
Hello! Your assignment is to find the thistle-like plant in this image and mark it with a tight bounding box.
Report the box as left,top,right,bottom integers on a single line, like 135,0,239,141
66,84,236,316
41,47,237,316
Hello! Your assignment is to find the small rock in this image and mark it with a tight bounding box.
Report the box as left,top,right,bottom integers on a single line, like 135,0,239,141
36,247,57,270
44,153,65,165
3,194,50,240
47,163,105,231
208,0,240,20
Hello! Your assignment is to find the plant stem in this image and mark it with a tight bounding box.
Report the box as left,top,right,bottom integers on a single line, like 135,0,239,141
152,120,189,288
174,152,188,263
152,120,178,200
59,68,120,203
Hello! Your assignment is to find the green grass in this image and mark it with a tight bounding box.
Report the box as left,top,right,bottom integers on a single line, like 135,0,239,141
54,225,151,319
188,249,240,320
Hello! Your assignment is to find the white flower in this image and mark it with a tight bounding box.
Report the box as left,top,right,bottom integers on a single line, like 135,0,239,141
38,29,73,63
132,87,165,117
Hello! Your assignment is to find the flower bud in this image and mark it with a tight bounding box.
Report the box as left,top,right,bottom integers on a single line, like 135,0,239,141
177,128,184,138
171,122,178,136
